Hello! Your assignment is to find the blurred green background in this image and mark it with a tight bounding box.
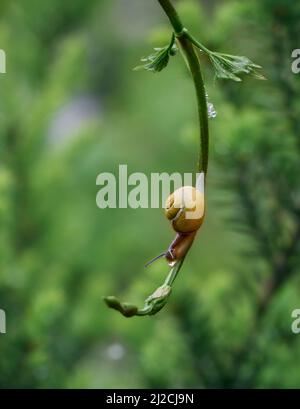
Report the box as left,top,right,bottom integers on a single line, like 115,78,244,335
1,0,300,388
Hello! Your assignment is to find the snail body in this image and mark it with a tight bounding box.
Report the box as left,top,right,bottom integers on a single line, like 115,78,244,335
165,230,197,264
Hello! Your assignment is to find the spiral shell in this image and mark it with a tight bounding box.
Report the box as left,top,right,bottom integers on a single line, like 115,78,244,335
165,186,205,233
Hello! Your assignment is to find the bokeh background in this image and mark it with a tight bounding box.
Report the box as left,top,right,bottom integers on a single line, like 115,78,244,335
1,0,300,388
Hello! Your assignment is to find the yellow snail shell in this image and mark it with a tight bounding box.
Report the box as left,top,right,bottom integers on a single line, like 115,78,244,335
165,186,205,233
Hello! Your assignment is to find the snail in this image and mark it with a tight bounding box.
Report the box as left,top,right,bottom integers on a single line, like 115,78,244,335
146,181,205,267
165,185,205,264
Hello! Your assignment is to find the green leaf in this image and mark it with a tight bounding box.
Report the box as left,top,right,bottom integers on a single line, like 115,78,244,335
185,31,265,81
134,34,177,73
209,52,266,82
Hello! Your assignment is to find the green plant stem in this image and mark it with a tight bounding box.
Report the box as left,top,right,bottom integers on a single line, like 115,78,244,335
184,31,211,54
157,0,209,174
179,36,209,174
104,1,210,318
164,258,184,286
157,0,184,34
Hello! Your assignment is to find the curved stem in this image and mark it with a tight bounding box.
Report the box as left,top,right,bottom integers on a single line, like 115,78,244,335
157,0,209,174
179,36,209,174
164,258,184,286
104,1,209,318
157,0,184,34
